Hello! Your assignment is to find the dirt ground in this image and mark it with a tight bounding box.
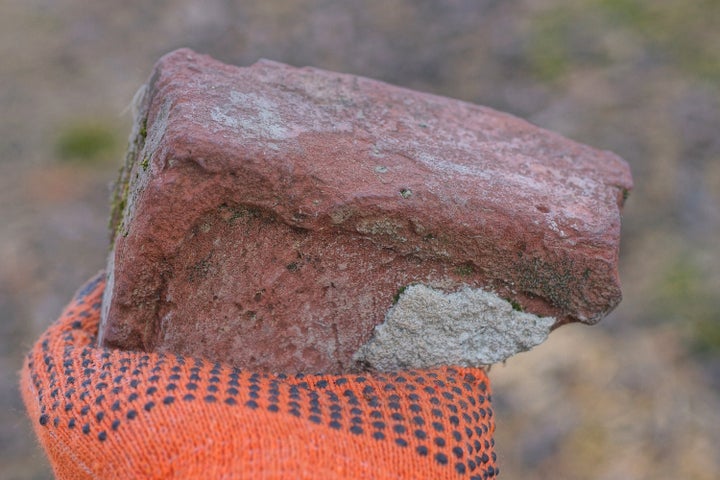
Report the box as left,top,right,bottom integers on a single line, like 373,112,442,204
2,1,719,478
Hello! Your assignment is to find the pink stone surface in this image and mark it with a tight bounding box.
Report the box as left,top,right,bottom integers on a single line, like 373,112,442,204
99,49,632,374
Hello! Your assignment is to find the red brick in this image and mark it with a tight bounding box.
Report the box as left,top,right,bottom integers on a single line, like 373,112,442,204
98,49,632,373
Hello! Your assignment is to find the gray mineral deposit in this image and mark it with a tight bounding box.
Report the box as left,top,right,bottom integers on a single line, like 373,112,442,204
354,284,556,371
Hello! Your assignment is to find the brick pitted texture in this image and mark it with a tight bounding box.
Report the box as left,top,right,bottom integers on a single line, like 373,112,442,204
21,273,498,479
100,49,632,374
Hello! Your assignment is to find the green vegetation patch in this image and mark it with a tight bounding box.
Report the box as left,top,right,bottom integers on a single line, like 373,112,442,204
56,122,118,164
655,253,720,356
393,285,408,305
524,0,720,84
598,0,720,81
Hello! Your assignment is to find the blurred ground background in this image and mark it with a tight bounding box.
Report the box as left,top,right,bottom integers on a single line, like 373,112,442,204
1,0,718,478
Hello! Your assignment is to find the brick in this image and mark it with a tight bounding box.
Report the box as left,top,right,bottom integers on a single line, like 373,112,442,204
98,49,632,374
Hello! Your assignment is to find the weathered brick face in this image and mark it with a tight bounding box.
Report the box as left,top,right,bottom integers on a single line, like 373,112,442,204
99,49,632,374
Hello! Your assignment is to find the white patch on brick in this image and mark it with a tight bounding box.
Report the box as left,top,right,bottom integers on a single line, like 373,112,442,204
211,91,290,140
353,284,555,371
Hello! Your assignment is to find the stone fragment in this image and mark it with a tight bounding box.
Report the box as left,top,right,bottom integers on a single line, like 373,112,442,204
99,49,632,374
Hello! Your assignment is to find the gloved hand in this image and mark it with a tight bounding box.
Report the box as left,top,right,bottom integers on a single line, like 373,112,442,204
21,273,498,479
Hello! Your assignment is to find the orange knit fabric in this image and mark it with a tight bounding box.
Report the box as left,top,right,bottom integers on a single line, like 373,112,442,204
20,273,498,479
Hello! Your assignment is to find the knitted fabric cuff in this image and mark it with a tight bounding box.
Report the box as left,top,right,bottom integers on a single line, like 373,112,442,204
21,273,498,479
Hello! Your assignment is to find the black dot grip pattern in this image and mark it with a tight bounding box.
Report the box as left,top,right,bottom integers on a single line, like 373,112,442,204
21,273,498,479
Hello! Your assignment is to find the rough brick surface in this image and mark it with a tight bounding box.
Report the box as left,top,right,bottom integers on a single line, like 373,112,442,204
99,49,632,374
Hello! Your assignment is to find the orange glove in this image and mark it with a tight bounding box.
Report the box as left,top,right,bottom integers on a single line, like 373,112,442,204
21,273,498,479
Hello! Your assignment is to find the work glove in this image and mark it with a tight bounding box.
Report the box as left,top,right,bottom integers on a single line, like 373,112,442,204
21,273,498,479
